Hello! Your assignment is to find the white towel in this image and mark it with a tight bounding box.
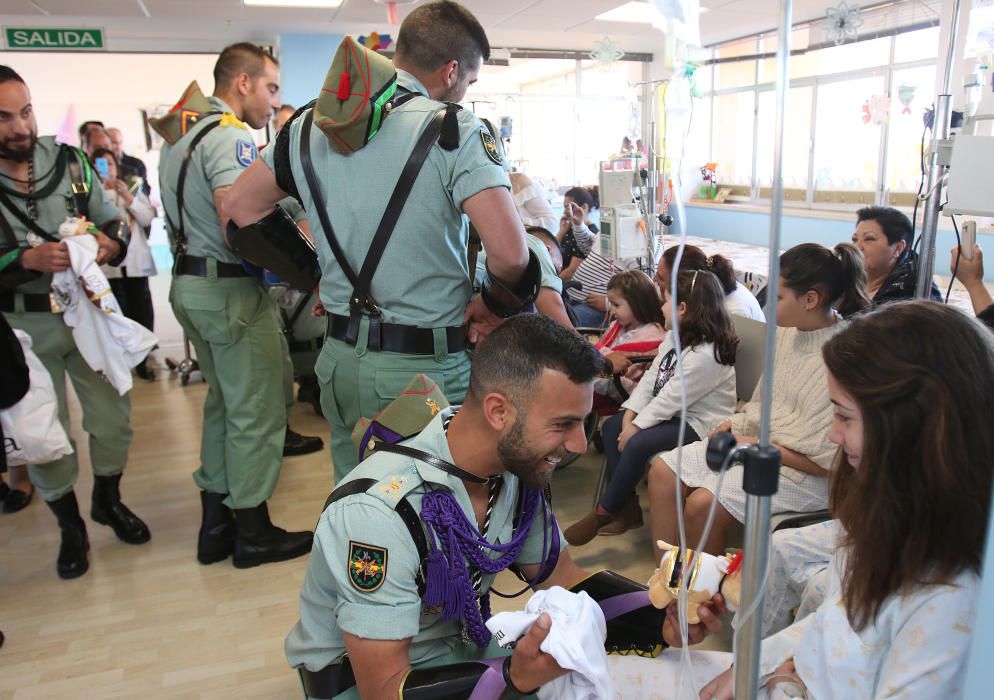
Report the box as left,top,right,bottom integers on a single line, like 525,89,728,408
51,234,157,395
486,587,614,700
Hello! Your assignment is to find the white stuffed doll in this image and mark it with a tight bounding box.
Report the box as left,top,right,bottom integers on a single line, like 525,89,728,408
647,540,743,623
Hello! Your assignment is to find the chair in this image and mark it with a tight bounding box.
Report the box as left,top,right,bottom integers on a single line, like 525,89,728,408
731,315,767,403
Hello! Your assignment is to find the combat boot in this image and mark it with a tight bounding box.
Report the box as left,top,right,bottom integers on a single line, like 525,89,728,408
232,502,313,569
91,473,151,544
198,491,236,564
46,491,90,579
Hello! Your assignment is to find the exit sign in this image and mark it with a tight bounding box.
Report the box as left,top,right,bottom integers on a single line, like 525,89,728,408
4,27,105,50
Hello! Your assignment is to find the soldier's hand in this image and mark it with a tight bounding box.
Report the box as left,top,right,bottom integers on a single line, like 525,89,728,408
464,295,504,344
311,300,327,317
21,241,70,272
93,231,121,264
507,613,566,692
662,593,726,648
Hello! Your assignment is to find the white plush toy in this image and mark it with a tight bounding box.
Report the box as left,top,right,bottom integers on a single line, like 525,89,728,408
647,540,743,623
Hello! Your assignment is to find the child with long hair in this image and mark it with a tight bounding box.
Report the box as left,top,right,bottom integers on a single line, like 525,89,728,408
592,270,667,407
696,301,993,698
647,243,870,557
564,270,738,545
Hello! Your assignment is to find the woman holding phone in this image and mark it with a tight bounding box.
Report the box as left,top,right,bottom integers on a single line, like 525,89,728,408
91,148,158,380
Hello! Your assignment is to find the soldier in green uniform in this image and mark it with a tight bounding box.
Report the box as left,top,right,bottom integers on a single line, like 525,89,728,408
0,66,147,580
157,43,312,568
225,1,543,484
283,316,726,698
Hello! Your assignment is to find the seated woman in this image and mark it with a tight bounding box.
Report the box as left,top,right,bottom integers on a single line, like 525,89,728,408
656,245,765,321
852,206,941,305
508,172,557,234
646,243,870,557
565,270,737,545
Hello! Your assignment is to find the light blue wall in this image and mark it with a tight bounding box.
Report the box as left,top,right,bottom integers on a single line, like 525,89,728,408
278,33,344,109
684,204,994,282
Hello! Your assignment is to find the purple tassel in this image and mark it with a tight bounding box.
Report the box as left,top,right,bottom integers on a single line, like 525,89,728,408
423,548,449,611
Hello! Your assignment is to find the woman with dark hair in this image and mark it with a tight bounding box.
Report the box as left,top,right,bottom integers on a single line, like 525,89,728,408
657,244,764,321
852,205,941,305
647,243,869,557
696,300,992,699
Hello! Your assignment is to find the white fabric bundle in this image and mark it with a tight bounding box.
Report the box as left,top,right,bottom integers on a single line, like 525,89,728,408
485,586,613,700
51,234,157,395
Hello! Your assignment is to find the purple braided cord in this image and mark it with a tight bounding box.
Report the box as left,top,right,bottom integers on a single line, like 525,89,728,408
421,486,541,646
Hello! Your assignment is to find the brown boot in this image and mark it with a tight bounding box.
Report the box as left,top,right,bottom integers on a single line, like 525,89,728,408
598,494,645,537
564,509,615,546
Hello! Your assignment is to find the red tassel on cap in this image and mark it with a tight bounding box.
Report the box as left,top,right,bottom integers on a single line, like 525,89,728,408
336,71,351,100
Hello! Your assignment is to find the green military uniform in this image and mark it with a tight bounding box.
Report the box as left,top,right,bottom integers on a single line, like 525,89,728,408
285,408,554,698
477,233,562,295
160,97,287,509
0,136,132,502
260,69,511,483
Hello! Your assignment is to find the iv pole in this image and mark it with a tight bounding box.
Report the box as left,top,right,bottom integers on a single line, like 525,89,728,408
916,0,962,298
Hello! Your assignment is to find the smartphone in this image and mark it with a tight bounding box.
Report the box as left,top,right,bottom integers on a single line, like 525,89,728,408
94,157,109,180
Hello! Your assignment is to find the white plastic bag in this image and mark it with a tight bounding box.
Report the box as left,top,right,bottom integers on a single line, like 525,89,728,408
1,330,73,466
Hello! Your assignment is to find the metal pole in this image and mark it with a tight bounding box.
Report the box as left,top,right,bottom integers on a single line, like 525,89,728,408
733,0,790,695
916,0,962,298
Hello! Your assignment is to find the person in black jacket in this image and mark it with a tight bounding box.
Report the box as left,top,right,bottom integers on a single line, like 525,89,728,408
851,206,941,306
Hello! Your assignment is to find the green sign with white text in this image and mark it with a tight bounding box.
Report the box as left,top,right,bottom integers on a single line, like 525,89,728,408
4,27,105,50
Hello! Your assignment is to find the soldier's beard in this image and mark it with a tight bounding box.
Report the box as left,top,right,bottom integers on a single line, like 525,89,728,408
0,131,37,162
497,414,562,491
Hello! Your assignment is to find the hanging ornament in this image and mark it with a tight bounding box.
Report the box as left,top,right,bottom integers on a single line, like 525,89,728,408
822,1,864,46
358,32,393,52
897,83,917,115
861,94,891,125
590,37,625,69
372,0,418,26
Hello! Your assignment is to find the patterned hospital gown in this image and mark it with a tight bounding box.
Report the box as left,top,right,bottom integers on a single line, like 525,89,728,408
763,519,840,637
608,550,979,699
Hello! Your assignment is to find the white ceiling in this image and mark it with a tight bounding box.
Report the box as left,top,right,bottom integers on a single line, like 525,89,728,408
0,0,925,56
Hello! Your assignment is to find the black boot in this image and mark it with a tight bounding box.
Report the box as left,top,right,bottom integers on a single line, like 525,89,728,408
232,502,313,569
283,426,324,457
297,374,323,416
198,491,235,565
46,491,90,579
91,474,151,544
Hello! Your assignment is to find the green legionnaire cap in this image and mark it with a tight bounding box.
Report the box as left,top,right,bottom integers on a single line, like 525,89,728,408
351,373,449,460
148,81,217,145
314,35,398,154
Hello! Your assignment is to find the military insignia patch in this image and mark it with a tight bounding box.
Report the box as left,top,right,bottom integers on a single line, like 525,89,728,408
348,541,388,592
480,128,502,165
235,139,257,167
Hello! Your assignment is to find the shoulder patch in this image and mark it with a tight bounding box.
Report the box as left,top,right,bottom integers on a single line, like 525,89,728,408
480,128,502,166
348,541,388,592
235,139,257,167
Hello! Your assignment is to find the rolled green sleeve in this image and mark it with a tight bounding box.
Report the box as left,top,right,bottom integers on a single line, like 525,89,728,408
449,115,511,212
203,125,257,190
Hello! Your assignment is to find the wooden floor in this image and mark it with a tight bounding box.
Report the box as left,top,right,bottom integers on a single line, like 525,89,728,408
0,366,682,699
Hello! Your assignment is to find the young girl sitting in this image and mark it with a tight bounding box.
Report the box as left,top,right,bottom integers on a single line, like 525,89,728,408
647,243,870,557
609,301,992,699
592,270,667,409
564,270,738,545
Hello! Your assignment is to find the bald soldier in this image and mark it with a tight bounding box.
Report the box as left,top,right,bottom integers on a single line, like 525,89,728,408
157,43,312,568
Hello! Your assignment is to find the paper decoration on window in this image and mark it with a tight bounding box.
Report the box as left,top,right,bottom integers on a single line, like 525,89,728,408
358,32,393,51
590,37,625,69
897,83,917,115
862,94,891,125
823,1,864,46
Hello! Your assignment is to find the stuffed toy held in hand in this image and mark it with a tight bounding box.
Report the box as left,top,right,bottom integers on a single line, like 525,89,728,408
647,540,743,623
57,216,100,239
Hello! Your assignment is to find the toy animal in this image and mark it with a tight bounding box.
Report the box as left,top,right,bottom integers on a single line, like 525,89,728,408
647,540,743,623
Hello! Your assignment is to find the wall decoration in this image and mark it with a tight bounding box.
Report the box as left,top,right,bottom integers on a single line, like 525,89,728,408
590,37,625,69
861,94,891,125
822,1,864,46
358,32,393,51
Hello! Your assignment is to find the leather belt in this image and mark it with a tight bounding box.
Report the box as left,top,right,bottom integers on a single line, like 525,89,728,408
326,313,468,355
298,659,355,699
0,292,59,313
174,254,250,278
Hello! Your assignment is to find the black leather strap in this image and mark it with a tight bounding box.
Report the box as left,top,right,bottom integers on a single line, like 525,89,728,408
325,313,467,356
298,658,356,699
0,291,54,313
0,190,59,243
65,147,91,219
273,101,313,204
372,442,489,485
174,254,250,278
163,113,223,254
